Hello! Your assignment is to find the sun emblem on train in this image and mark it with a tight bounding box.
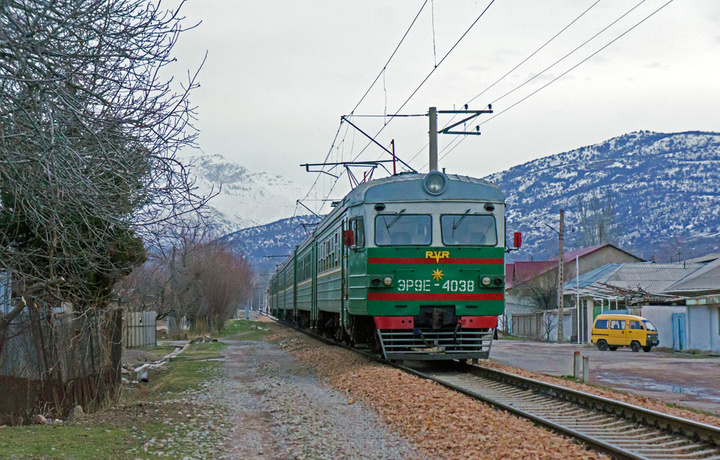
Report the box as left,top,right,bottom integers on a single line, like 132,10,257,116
431,269,444,281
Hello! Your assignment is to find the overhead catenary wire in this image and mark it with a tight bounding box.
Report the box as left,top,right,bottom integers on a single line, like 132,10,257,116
405,0,603,167
435,0,677,166
307,0,498,217
296,0,430,217
351,0,497,164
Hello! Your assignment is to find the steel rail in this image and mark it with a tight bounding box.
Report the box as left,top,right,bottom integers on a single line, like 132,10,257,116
268,317,720,460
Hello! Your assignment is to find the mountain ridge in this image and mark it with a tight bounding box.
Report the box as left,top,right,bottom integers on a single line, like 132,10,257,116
201,130,720,272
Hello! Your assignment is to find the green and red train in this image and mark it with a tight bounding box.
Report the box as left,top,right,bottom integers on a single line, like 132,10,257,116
268,171,519,361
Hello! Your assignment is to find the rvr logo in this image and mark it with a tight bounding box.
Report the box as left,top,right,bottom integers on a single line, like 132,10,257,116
425,251,450,263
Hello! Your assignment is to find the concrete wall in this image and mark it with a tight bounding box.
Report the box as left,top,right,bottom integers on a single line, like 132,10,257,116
640,305,686,350
687,305,720,353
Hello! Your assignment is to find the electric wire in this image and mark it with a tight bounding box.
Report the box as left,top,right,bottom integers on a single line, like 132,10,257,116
297,0,430,217
408,0,602,169
435,0,677,166
405,0,602,167
351,0,497,165
489,0,649,108
309,0,498,216
349,0,429,116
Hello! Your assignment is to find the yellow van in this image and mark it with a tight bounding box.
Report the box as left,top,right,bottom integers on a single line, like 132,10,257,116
591,314,659,352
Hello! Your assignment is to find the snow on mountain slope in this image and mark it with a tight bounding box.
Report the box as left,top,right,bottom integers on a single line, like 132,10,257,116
184,153,307,232
488,130,720,261
208,130,720,273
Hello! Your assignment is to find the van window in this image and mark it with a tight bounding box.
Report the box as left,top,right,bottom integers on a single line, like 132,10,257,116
594,319,608,329
642,320,657,331
610,320,626,330
629,321,643,330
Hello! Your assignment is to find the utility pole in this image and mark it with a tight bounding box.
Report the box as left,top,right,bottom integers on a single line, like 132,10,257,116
558,208,565,343
427,105,492,172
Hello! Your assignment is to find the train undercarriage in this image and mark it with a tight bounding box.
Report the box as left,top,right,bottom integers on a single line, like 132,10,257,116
276,306,496,362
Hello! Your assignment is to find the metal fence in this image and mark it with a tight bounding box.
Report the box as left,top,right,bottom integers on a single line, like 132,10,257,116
124,311,156,348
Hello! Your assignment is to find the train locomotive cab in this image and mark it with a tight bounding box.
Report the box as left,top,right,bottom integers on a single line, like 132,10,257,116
349,171,507,361
268,171,510,363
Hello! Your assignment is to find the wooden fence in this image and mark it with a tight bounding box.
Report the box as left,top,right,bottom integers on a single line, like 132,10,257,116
0,308,122,425
124,311,156,348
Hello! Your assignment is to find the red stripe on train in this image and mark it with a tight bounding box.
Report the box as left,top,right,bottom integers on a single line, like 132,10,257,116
367,292,503,301
368,257,503,265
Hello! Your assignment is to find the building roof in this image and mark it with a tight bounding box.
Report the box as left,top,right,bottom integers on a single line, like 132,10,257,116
505,261,556,289
682,252,720,264
564,262,705,301
506,244,641,290
550,243,643,264
564,264,622,290
664,258,720,294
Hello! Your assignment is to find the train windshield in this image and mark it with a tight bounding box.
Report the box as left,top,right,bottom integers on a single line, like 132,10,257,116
441,214,497,246
375,214,431,246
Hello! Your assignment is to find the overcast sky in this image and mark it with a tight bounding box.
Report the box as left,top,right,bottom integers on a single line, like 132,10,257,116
169,0,720,213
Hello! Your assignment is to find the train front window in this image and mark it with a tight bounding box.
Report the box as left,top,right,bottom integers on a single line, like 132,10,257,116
441,214,497,246
375,214,431,246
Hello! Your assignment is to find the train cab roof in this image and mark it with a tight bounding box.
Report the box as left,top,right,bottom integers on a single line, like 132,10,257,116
343,172,504,207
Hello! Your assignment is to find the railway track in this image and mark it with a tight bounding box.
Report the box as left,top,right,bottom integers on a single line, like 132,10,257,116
271,317,720,459
406,363,720,460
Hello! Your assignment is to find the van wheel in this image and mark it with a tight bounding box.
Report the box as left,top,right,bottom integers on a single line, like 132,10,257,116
596,340,608,351
642,346,652,352
630,341,641,352
608,346,618,351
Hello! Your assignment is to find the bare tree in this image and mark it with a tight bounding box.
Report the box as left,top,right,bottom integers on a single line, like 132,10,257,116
0,0,208,418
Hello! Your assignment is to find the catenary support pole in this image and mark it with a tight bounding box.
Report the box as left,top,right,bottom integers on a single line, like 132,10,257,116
429,107,438,171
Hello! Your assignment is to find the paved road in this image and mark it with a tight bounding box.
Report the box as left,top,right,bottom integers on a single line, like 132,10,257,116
490,339,720,415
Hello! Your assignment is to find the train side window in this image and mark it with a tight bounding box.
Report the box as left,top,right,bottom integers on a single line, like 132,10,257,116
349,217,365,248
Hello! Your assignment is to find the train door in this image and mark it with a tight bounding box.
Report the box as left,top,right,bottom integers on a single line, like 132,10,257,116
341,220,350,335
311,242,318,330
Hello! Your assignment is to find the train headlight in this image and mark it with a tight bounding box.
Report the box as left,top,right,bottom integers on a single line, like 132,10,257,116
424,171,447,195
383,276,394,286
493,277,504,287
481,276,492,286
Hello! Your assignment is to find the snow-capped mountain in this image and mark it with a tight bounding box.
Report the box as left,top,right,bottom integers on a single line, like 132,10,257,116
219,214,320,279
490,130,720,261
213,130,720,273
184,153,307,232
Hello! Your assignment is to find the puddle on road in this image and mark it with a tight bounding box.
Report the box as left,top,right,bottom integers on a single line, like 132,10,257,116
597,373,720,402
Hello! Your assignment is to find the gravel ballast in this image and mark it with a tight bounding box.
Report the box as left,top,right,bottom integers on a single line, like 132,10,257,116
266,328,602,460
